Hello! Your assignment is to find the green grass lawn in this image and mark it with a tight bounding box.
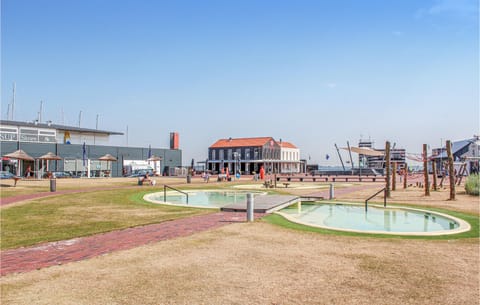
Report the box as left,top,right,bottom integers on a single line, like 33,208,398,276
1,189,212,250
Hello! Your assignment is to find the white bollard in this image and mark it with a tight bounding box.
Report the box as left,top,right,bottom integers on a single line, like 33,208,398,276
247,193,254,222
329,183,334,199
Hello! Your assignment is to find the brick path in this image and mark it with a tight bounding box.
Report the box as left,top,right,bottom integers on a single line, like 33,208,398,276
1,212,264,276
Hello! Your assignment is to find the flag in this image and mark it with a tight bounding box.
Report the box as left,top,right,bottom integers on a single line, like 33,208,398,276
148,145,152,159
326,154,330,160
82,142,87,166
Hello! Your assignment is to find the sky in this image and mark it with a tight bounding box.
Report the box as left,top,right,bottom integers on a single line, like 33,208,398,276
1,0,478,166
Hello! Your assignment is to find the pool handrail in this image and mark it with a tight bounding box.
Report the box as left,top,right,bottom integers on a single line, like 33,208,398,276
164,185,189,204
365,188,386,212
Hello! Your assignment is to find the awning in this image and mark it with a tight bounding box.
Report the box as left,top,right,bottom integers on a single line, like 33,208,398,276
341,147,384,156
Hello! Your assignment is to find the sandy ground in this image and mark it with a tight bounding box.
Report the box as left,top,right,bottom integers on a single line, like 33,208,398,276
1,178,479,304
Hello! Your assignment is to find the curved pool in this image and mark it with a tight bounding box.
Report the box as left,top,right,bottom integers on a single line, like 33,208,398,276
144,190,265,209
277,202,471,236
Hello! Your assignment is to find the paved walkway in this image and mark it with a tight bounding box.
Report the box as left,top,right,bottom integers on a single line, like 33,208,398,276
1,212,264,276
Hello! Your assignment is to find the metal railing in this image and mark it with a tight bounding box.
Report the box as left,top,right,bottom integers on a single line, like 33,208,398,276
365,188,386,212
164,185,189,204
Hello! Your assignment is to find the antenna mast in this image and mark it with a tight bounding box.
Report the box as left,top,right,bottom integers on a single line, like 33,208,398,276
78,111,82,127
11,82,16,120
39,100,44,123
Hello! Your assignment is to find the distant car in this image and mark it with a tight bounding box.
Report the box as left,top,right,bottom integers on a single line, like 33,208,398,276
129,170,154,178
52,171,72,178
0,171,17,179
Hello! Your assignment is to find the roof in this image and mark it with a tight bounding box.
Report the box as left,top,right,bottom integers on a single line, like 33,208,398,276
433,138,477,159
0,120,123,136
210,137,275,148
279,141,297,149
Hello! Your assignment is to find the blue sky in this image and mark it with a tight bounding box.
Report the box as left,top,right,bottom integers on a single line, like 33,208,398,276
1,0,478,165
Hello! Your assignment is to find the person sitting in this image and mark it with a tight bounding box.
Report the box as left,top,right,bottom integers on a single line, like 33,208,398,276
139,172,152,185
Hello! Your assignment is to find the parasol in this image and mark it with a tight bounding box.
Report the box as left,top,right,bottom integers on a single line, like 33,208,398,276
147,155,162,175
3,149,34,161
98,154,117,177
38,152,62,174
147,155,162,162
3,149,34,176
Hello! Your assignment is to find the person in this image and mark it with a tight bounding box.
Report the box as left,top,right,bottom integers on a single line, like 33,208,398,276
25,165,32,178
140,172,151,184
259,166,265,180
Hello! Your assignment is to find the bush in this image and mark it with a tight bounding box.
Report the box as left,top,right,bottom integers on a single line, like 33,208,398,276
465,174,479,196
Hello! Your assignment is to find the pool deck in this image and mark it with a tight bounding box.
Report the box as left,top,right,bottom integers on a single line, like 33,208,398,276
221,195,300,213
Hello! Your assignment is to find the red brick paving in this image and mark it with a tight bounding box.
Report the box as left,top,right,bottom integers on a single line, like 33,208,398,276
1,212,264,276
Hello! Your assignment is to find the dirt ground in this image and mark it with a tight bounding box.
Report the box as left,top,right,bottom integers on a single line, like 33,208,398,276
1,178,479,305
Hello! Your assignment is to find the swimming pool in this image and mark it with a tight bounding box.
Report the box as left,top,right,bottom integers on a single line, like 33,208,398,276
144,190,266,209
277,202,471,236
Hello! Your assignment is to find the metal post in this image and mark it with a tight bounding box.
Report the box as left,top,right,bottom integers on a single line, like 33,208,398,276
246,193,254,222
329,183,334,200
423,144,430,196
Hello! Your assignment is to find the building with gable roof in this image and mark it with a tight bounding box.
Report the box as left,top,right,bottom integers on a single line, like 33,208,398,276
207,137,302,175
431,136,479,174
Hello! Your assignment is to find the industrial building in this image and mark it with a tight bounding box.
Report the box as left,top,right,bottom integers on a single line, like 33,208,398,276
0,120,182,178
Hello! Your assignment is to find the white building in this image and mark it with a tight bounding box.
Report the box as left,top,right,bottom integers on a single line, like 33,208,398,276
280,141,300,174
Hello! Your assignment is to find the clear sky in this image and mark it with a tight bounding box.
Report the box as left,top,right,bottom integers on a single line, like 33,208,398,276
1,0,478,166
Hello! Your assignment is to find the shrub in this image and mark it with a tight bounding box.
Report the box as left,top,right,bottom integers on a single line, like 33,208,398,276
465,174,479,196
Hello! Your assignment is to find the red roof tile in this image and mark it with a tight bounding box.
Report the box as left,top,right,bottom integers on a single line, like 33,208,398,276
210,137,274,148
280,141,297,148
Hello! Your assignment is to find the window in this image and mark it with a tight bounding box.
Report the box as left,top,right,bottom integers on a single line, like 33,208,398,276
212,149,216,160
19,128,39,142
0,127,18,141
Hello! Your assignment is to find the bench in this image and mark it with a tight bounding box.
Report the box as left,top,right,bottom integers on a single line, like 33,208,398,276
282,183,290,188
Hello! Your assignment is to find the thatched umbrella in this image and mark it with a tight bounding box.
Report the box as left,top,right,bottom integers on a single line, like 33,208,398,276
98,154,117,177
3,149,34,176
38,152,62,173
147,155,162,175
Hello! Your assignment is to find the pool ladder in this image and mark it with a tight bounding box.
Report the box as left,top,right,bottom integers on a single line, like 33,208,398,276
164,185,189,204
365,188,386,212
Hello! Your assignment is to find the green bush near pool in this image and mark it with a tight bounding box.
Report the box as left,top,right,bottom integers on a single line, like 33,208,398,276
465,174,479,196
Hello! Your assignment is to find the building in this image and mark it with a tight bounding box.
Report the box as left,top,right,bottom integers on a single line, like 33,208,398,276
357,139,406,173
431,136,479,174
0,120,182,177
279,141,301,174
207,137,302,175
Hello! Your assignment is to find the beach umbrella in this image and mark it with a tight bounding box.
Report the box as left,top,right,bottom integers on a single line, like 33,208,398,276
38,152,62,173
3,149,34,161
3,149,34,176
98,154,117,176
147,155,162,175
147,155,162,162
